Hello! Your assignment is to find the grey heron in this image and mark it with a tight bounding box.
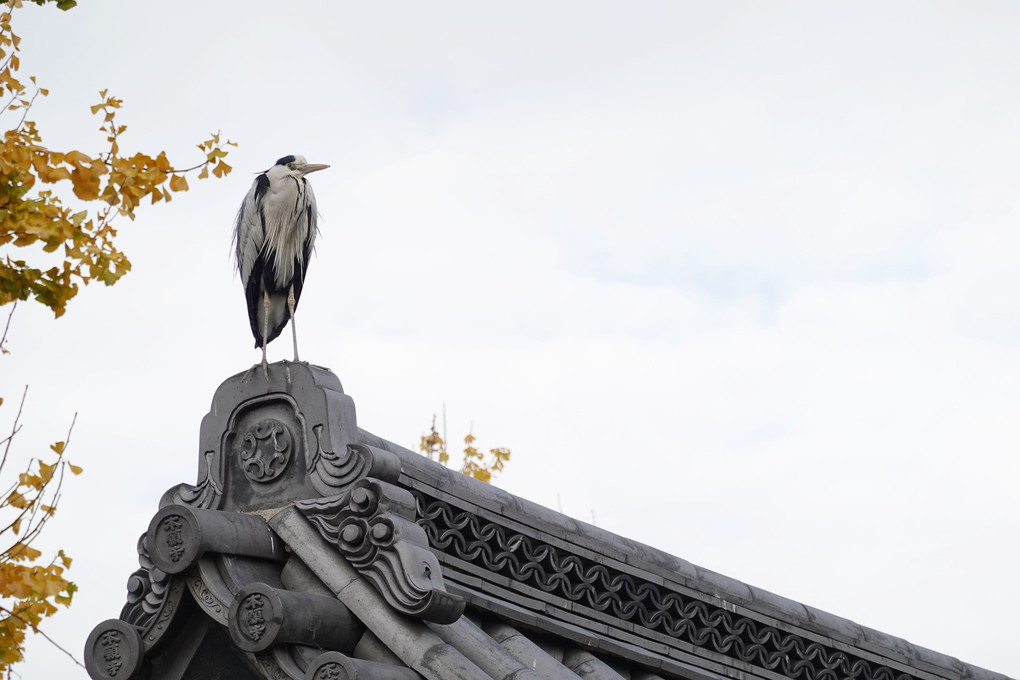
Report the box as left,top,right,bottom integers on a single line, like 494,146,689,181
232,154,330,368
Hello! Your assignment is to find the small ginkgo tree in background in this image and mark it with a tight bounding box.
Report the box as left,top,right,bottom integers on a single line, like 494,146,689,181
0,0,235,671
420,413,511,484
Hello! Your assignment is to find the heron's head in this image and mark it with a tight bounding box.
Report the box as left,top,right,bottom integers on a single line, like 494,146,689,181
273,154,330,178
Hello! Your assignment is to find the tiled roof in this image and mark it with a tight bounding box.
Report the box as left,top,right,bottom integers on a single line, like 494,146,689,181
83,363,1013,680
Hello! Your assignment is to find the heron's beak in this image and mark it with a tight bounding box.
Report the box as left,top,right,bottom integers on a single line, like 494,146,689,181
297,163,330,176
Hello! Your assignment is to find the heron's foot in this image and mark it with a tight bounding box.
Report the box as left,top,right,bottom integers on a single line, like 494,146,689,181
240,361,269,383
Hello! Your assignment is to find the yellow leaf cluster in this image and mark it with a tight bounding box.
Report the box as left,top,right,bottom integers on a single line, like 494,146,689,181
0,4,236,317
419,415,511,484
0,557,75,669
460,437,510,483
0,445,81,671
0,390,82,670
419,416,447,464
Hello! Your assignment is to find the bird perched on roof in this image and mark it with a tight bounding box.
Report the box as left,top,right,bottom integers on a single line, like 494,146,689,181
232,155,330,369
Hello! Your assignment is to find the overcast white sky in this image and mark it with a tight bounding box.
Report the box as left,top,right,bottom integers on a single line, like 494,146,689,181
4,1,1019,677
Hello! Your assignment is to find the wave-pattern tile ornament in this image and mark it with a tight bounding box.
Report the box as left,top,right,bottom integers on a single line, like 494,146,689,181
120,534,187,653
297,478,464,624
310,440,402,494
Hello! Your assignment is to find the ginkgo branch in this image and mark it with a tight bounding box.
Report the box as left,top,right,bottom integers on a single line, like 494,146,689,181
0,604,84,669
12,82,40,132
0,394,76,560
0,88,23,120
167,159,214,174
4,414,75,554
0,53,15,80
0,0,228,670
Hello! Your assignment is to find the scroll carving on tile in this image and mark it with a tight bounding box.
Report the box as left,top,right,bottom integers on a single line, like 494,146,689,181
164,450,223,511
308,437,402,496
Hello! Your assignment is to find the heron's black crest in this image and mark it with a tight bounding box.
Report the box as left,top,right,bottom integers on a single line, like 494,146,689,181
275,155,297,166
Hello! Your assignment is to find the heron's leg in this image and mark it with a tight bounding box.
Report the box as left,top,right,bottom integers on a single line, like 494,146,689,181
261,290,270,379
288,284,300,362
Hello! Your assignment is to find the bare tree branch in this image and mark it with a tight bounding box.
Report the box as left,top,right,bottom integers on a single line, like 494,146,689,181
0,302,16,354
0,385,27,473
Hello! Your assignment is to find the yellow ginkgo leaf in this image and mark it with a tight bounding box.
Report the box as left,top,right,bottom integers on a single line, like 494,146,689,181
169,174,188,192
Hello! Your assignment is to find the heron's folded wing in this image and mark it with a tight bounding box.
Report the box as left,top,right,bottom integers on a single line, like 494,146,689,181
232,175,270,284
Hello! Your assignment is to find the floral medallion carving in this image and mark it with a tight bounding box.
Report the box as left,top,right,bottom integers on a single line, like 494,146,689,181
238,418,292,483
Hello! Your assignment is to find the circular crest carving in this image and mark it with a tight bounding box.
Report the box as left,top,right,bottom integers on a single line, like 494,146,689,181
238,418,292,483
